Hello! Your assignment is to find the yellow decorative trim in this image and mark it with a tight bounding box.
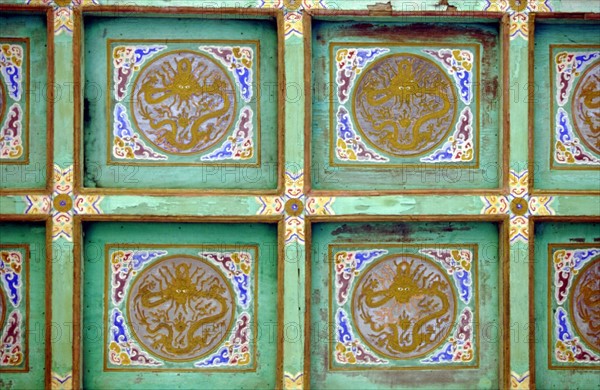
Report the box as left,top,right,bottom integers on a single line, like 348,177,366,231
284,372,303,389
50,372,72,390
510,370,530,389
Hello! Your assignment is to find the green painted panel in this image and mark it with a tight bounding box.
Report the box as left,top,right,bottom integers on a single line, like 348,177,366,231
0,14,48,189
309,221,500,389
311,20,502,190
0,222,46,388
533,222,600,388
533,22,600,191
83,16,279,190
82,222,278,388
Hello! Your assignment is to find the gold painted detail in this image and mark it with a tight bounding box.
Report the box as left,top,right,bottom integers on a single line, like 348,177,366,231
53,193,73,213
352,254,456,359
353,54,456,157
571,257,600,352
54,0,72,7
510,197,528,216
127,256,235,361
284,198,304,217
132,51,236,155
572,61,600,155
509,0,528,12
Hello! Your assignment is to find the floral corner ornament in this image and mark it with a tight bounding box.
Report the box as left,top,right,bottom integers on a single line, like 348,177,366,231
24,164,103,241
0,250,25,368
257,0,329,39
484,0,552,40
256,170,335,245
26,0,100,35
481,170,555,243
0,43,25,160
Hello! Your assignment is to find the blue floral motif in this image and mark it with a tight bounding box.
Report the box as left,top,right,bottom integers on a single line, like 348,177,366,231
335,106,388,162
355,250,387,271
556,108,573,144
233,274,249,306
423,48,473,105
131,250,168,270
571,248,600,271
0,45,22,101
113,103,133,138
196,347,230,367
234,66,252,102
556,307,573,342
574,52,599,72
335,47,389,103
133,47,164,66
202,141,234,160
4,66,21,101
194,312,252,367
199,46,254,102
454,270,472,304
111,308,129,344
421,107,474,164
456,69,471,104
200,106,254,162
421,307,474,364
337,107,353,140
200,251,253,309
336,309,353,344
355,48,389,67
2,271,20,306
420,248,473,305
423,146,453,162
422,343,454,363
334,308,387,364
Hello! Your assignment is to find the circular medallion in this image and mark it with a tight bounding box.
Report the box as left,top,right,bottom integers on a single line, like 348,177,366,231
131,50,237,155
53,194,72,213
0,287,6,331
570,256,600,352
509,0,528,12
285,198,304,217
54,0,72,7
127,255,235,361
510,197,528,216
352,254,456,359
572,60,600,155
352,54,457,157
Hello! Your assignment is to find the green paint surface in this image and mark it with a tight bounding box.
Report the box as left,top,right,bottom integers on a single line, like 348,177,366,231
0,0,599,387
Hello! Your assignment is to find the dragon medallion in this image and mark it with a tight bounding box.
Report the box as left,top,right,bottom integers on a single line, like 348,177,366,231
572,60,600,155
352,254,456,359
570,256,600,352
127,255,235,361
352,54,457,157
131,50,236,155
